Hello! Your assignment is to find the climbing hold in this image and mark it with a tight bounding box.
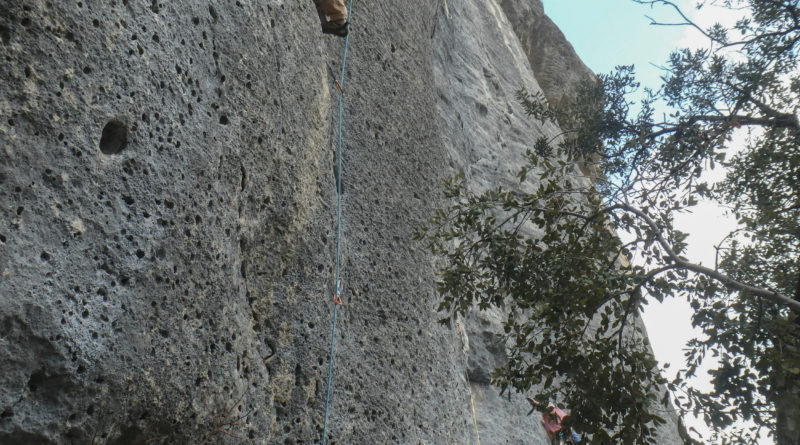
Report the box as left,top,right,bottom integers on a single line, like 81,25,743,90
99,119,128,154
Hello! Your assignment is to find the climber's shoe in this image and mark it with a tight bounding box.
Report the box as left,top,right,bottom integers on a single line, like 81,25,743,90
321,20,349,37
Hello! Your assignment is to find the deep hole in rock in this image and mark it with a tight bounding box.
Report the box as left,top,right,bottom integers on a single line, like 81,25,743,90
27,370,46,392
0,25,10,44
99,120,128,154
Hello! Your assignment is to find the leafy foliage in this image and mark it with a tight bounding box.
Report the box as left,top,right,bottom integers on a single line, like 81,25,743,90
419,1,800,443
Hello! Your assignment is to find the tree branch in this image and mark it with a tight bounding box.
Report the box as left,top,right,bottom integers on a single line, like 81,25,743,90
616,203,800,313
646,113,798,141
635,0,715,41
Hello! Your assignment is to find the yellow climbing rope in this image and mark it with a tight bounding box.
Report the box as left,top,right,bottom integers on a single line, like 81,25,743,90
457,322,481,445
467,383,481,445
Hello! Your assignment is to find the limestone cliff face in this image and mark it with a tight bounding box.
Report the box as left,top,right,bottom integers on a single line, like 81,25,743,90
499,0,595,109
0,0,680,444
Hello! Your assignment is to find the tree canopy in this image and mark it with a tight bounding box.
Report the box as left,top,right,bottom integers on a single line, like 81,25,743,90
418,1,800,443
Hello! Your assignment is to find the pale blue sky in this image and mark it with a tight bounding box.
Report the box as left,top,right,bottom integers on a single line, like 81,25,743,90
541,0,689,91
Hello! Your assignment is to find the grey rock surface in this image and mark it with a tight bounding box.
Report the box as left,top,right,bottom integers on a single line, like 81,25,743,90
432,1,556,442
500,0,596,109
0,0,682,443
1,1,469,443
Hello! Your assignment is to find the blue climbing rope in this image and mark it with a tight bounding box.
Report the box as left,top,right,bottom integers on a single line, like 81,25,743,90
322,1,354,444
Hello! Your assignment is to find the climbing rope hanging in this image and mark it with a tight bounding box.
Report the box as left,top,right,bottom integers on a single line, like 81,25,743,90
317,4,480,444
321,0,354,444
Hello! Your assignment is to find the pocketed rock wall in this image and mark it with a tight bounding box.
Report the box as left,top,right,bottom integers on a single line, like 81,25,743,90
0,0,681,443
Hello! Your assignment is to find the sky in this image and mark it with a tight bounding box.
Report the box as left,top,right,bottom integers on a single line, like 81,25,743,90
542,0,686,90
539,1,763,443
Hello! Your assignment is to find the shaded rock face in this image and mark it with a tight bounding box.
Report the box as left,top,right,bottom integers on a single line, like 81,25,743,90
499,0,595,109
0,1,681,444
